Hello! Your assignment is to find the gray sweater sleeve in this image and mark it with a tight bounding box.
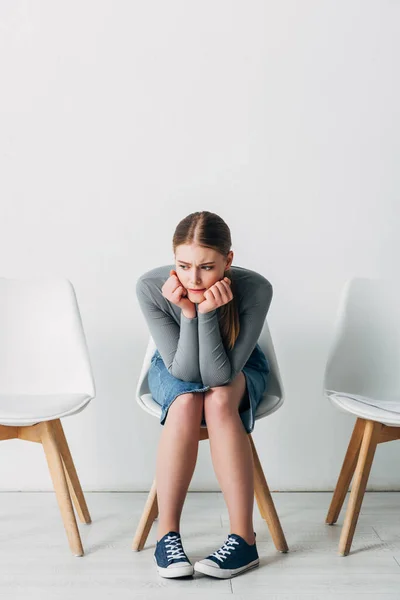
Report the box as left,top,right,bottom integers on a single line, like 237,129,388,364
136,276,202,382
198,280,273,387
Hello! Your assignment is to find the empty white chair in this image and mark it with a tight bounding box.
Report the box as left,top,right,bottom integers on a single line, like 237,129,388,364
0,277,96,556
324,278,400,555
133,321,288,553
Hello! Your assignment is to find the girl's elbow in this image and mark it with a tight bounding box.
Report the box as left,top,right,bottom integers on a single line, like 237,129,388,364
169,365,202,383
203,372,232,388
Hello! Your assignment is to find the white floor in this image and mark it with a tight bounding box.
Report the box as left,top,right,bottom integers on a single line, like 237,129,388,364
1,491,400,599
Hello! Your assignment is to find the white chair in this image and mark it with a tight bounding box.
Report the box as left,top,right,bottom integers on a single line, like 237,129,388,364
132,322,288,553
0,277,96,556
324,278,400,555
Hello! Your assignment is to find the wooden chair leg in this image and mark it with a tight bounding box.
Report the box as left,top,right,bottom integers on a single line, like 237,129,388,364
248,434,289,553
132,479,158,551
338,419,382,556
326,418,366,525
0,425,18,441
40,421,84,557
52,419,91,524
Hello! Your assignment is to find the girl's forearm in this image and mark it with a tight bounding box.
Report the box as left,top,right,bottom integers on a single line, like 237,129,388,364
198,310,231,386
182,307,196,319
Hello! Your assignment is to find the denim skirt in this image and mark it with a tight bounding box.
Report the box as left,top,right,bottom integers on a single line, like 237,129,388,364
148,344,270,434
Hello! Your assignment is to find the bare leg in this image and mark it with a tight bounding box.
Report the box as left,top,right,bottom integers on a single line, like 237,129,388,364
156,392,204,540
204,373,255,545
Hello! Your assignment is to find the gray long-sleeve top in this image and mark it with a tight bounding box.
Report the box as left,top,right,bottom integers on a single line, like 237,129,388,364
136,264,273,387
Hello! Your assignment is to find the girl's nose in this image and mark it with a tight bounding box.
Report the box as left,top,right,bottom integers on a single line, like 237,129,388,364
191,271,201,285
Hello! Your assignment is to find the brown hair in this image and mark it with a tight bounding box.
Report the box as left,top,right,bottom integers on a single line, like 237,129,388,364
172,211,240,350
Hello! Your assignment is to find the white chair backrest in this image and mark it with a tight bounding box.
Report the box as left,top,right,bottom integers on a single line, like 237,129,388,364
136,320,283,408
136,336,157,399
257,322,283,402
0,278,95,396
324,278,400,399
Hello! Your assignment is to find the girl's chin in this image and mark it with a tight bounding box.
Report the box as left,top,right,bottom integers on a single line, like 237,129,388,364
187,291,205,302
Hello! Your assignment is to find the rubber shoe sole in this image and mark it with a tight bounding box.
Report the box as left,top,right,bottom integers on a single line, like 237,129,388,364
154,556,194,578
194,557,259,579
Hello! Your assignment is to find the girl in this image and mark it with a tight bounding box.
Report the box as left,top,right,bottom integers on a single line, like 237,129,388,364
136,211,272,579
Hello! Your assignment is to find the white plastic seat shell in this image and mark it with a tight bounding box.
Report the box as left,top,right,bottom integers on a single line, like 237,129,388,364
136,321,284,424
324,278,400,427
0,277,95,426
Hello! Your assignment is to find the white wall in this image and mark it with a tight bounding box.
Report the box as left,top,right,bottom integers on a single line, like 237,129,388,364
0,0,399,491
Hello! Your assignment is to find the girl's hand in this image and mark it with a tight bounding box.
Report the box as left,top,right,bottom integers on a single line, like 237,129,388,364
197,277,233,314
161,270,196,317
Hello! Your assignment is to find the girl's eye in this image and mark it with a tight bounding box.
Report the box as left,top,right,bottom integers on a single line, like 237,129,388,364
178,265,213,271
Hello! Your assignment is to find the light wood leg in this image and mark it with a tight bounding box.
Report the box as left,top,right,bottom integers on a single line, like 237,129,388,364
249,434,289,553
199,427,209,441
52,419,91,524
132,479,158,551
0,425,18,441
338,419,382,556
40,421,84,557
326,418,366,525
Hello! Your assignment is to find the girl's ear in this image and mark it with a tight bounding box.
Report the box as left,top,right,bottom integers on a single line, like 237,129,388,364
225,250,234,271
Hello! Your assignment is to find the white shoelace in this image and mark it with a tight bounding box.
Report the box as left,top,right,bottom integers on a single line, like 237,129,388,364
165,535,186,562
211,536,239,563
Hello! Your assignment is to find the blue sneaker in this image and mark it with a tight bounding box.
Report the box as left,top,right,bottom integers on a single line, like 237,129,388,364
154,531,194,578
194,533,259,579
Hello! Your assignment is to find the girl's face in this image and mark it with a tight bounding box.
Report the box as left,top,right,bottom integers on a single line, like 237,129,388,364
175,243,233,303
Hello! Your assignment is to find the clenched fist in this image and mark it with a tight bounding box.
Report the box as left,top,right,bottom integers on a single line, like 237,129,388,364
197,277,233,314
161,270,196,318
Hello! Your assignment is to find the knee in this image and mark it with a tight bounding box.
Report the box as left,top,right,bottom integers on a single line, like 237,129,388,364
168,392,204,422
203,388,234,421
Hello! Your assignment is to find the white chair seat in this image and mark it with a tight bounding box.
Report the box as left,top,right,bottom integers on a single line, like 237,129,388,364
0,277,95,427
324,278,400,428
137,323,285,426
140,391,283,423
327,391,400,427
0,393,92,426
